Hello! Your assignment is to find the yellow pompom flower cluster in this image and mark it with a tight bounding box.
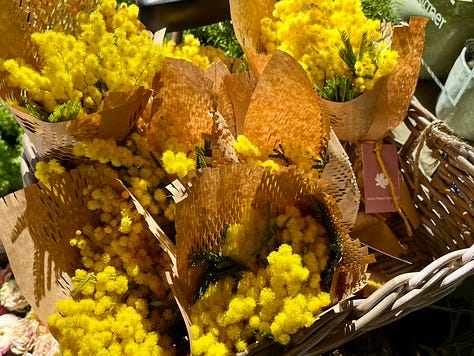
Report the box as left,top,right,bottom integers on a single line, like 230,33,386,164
34,159,66,188
3,0,165,120
233,135,280,171
161,150,197,179
190,205,332,354
233,135,261,158
49,294,170,356
163,34,226,70
73,133,175,220
48,166,179,355
233,135,328,174
34,131,188,354
260,0,398,97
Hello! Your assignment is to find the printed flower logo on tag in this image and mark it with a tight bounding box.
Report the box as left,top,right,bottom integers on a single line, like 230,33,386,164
375,172,389,189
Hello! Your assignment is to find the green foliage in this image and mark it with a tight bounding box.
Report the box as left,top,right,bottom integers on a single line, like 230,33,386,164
361,0,402,24
316,77,357,102
49,98,82,123
185,21,244,58
189,250,246,301
338,30,370,76
0,102,23,196
317,30,376,102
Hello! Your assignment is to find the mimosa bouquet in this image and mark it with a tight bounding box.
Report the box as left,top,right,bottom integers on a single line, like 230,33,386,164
0,0,376,354
2,0,163,122
169,165,372,355
0,0,232,161
229,0,427,141
0,0,162,157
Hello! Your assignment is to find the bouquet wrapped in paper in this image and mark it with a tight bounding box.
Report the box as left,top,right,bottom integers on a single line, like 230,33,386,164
0,0,160,159
229,0,428,142
0,0,376,354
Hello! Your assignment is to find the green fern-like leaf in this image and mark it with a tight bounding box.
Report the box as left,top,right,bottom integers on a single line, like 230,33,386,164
189,250,246,300
48,98,82,123
316,77,357,102
358,31,369,62
338,30,358,74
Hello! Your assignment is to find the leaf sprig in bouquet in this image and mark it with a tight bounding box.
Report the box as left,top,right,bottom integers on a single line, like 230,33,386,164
260,0,398,101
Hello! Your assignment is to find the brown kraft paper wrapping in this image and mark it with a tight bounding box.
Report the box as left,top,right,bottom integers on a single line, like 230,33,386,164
0,168,97,322
4,88,151,160
148,57,217,155
364,16,429,140
166,165,372,339
244,50,330,158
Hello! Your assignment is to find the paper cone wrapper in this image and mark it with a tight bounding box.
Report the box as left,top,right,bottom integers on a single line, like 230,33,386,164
221,71,258,136
319,86,379,142
204,61,237,137
229,0,274,77
322,130,361,232
5,88,151,160
0,168,98,322
148,58,217,155
364,16,428,140
171,165,371,332
244,50,329,157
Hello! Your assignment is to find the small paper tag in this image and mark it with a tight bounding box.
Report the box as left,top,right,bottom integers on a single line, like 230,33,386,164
165,179,190,203
361,143,400,214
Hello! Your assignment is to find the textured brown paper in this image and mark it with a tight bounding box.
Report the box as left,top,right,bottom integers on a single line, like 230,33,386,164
222,71,258,135
204,61,231,90
171,165,372,321
148,57,217,155
210,111,240,166
5,88,152,160
364,17,429,140
229,0,274,76
244,50,330,158
351,212,408,259
204,61,236,136
318,81,380,142
0,168,100,322
321,130,361,232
